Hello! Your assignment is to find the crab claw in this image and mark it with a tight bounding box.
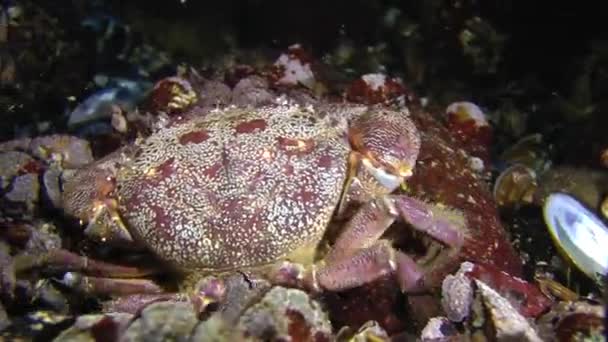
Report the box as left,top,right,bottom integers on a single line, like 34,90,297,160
61,149,135,246
62,161,117,220
349,107,421,183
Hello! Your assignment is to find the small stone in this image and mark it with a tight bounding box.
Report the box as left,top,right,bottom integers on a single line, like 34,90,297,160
420,317,458,341
475,280,542,342
5,173,40,211
441,272,474,322
468,156,484,172
42,166,63,208
0,151,36,189
273,45,316,89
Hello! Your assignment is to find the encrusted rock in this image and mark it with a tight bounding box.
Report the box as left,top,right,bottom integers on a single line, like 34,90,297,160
231,75,274,108
537,300,605,341
121,301,199,342
215,273,272,324
197,79,233,109
237,287,332,341
53,313,133,342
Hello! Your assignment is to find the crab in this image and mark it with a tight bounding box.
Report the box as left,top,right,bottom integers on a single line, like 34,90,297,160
5,103,468,314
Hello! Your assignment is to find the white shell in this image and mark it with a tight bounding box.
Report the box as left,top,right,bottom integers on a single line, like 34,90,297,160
543,193,608,283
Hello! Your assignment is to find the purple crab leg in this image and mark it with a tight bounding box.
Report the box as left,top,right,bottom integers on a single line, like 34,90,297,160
12,248,159,277
273,199,426,293
325,198,396,263
390,195,465,248
100,277,227,316
315,240,425,293
275,194,466,293
102,293,187,314
60,272,164,296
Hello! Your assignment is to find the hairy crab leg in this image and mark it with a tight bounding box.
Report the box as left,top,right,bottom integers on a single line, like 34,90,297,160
325,198,395,263
315,240,425,293
389,195,465,249
273,200,425,292
274,194,465,293
12,248,159,278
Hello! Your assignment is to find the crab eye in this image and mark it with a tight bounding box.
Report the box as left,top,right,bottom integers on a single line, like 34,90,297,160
361,157,402,191
543,192,608,285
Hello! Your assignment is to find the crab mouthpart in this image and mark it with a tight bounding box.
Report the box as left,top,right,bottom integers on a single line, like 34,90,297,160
361,157,404,192
397,163,414,178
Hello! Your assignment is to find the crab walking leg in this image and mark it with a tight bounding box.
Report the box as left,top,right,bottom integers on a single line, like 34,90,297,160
315,240,425,293
100,277,226,316
325,198,397,263
12,248,159,278
389,195,465,249
273,194,465,293
102,293,189,314
273,200,425,292
327,195,464,265
60,272,164,296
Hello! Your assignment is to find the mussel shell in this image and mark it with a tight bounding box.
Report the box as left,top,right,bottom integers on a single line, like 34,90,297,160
543,192,608,285
499,133,552,172
493,164,537,207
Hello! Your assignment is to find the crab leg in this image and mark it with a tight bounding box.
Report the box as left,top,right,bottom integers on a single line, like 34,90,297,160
102,293,188,314
389,195,465,248
326,195,464,269
316,240,425,293
274,199,424,292
59,272,164,296
100,276,226,316
274,194,464,293
325,198,395,263
12,248,159,278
